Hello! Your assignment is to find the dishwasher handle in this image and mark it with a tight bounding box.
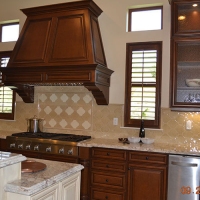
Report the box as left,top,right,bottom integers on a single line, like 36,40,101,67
171,161,198,167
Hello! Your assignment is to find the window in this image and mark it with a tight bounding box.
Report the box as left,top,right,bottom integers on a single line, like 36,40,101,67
124,42,162,129
0,51,16,120
0,22,19,42
128,6,163,32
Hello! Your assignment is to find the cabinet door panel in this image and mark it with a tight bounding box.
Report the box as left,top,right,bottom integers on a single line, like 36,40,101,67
129,151,167,164
128,165,167,200
91,188,126,200
92,159,126,172
60,172,81,200
91,148,127,161
11,18,52,65
31,183,59,200
91,171,126,189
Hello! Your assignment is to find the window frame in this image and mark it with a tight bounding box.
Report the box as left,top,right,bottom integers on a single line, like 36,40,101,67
0,51,16,120
124,41,162,129
0,22,19,42
128,6,163,32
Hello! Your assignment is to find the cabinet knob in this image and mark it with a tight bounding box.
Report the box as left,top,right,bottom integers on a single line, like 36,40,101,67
146,156,149,160
25,144,31,150
105,196,108,199
10,143,16,148
107,153,110,156
106,179,109,182
106,164,109,168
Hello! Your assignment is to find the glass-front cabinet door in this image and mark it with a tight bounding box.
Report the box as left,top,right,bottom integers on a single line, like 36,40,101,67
171,38,200,111
172,0,200,36
170,0,200,111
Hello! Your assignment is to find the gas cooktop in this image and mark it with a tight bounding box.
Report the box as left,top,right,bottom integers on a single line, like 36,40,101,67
7,132,92,156
11,132,91,142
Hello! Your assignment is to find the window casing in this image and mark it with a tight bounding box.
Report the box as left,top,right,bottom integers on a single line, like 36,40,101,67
124,42,162,129
128,6,163,32
0,51,16,120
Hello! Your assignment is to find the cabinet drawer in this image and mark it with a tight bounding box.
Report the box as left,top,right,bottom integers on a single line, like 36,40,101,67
92,148,127,161
91,171,126,189
91,188,126,200
92,159,126,172
129,151,168,165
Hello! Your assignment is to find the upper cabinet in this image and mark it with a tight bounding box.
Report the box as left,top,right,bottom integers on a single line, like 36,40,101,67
170,0,200,111
171,0,200,36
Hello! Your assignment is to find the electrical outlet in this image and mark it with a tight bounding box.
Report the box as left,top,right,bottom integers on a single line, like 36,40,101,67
113,118,118,125
186,120,192,130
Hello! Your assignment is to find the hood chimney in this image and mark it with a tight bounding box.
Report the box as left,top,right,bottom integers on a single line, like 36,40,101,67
1,0,113,105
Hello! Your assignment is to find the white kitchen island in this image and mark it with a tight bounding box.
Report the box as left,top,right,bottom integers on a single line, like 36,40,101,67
4,157,84,200
0,151,26,200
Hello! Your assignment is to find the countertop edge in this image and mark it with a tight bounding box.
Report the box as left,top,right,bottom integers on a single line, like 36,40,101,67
5,161,84,196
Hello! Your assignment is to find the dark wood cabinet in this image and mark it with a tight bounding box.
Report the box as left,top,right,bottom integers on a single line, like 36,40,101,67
170,0,200,111
0,138,7,151
128,151,168,200
91,148,127,200
90,148,168,200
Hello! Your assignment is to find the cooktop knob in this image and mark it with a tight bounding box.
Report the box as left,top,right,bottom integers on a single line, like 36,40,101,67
18,144,23,149
59,148,64,154
46,146,51,152
34,145,39,151
25,144,31,150
10,143,16,148
68,149,73,155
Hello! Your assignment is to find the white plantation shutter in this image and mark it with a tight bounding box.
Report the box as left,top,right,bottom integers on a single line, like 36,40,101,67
125,42,162,128
131,50,157,120
0,51,15,119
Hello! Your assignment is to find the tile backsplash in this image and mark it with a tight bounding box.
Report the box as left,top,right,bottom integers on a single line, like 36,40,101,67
0,86,200,147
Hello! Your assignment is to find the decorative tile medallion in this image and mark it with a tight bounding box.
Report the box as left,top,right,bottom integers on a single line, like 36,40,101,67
38,92,93,130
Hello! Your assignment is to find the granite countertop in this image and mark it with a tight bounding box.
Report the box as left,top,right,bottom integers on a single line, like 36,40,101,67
0,151,26,168
78,138,200,156
5,158,84,196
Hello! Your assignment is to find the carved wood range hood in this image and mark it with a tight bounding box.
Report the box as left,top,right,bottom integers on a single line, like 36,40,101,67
1,0,113,105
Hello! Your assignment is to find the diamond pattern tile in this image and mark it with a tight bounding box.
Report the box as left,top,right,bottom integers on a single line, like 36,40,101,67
65,107,74,115
77,107,85,116
44,106,52,114
71,120,79,129
50,94,58,102
54,106,63,115
38,92,93,130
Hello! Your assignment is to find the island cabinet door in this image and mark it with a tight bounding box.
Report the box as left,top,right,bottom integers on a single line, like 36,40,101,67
128,164,167,200
59,171,81,200
6,183,59,200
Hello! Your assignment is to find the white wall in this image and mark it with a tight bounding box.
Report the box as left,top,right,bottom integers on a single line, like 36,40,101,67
0,0,171,107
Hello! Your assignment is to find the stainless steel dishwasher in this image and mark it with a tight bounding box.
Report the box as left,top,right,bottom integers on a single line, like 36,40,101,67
168,154,200,200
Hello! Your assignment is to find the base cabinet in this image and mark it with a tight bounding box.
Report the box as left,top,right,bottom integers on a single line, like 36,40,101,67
128,151,168,200
90,147,127,200
6,171,81,200
90,148,168,200
128,165,167,200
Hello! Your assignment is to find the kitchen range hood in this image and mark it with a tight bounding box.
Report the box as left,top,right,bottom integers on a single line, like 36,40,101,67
1,0,113,105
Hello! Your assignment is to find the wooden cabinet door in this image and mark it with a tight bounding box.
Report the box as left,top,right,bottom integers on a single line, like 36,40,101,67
128,164,167,200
